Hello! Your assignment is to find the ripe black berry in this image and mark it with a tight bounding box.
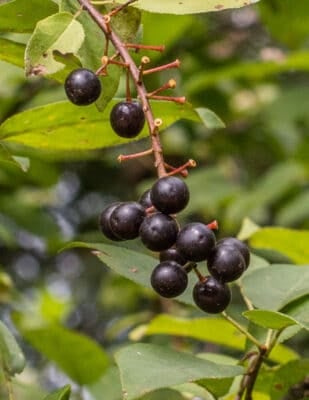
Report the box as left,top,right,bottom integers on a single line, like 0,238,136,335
159,248,187,265
193,276,231,313
64,68,101,105
207,245,246,282
99,202,123,241
176,223,216,262
139,213,178,251
151,261,188,298
110,201,145,240
139,189,152,209
110,101,145,138
150,176,189,215
217,237,250,268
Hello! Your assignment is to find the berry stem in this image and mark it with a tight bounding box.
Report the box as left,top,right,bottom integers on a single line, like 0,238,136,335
77,0,167,177
221,311,264,350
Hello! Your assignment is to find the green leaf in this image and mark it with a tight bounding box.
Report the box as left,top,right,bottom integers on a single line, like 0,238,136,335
282,296,309,331
43,385,71,400
185,51,309,93
86,366,122,400
270,359,309,400
242,310,298,330
136,314,296,364
21,325,109,385
0,38,25,68
195,108,225,129
249,227,309,264
225,162,307,228
259,0,309,48
0,144,29,171
0,321,25,376
142,12,194,61
0,100,201,152
276,190,309,226
25,13,85,77
242,264,309,311
116,0,260,15
0,0,57,32
115,343,243,400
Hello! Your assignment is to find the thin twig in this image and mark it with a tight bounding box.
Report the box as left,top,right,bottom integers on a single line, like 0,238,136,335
77,0,167,177
221,311,264,349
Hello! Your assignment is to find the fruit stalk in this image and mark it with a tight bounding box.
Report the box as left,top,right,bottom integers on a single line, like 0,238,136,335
77,0,167,177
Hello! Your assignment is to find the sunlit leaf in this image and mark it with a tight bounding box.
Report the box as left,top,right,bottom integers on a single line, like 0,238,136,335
249,227,309,264
0,100,202,152
25,13,85,77
116,0,260,15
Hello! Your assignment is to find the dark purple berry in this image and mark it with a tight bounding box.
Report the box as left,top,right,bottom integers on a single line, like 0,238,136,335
176,223,216,262
217,237,250,269
98,202,123,241
150,176,190,214
207,245,246,282
110,201,145,240
65,68,101,105
151,260,188,298
139,213,178,251
193,276,231,313
159,248,187,265
110,101,145,138
139,189,152,209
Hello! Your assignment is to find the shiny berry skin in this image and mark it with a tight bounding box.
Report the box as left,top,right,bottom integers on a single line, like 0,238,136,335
159,248,187,266
109,201,145,240
110,101,145,138
193,276,231,313
64,68,101,105
139,213,178,251
207,245,246,282
150,176,189,215
98,202,123,241
176,223,216,262
151,261,188,298
139,189,152,209
217,237,250,269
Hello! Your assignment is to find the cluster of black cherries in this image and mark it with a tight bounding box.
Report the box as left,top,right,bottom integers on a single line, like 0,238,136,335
98,176,250,314
64,67,250,314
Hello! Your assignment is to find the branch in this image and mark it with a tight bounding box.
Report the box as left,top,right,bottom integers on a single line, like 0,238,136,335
77,0,167,177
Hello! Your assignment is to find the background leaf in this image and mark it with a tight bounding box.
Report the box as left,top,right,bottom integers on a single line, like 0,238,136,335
43,385,71,400
115,343,243,400
270,359,309,400
0,321,25,376
20,325,109,385
0,0,57,32
242,264,309,311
